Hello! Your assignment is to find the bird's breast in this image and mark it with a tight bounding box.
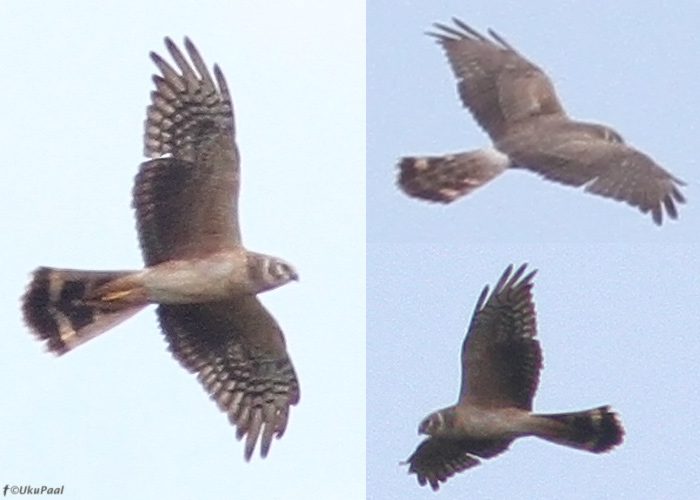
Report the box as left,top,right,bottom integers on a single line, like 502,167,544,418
139,252,252,304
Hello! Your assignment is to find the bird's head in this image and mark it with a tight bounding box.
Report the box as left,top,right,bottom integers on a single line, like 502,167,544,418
267,257,299,284
248,253,299,293
418,410,450,436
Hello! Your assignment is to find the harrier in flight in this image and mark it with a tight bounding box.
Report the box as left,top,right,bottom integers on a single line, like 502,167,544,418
22,38,300,460
398,19,685,225
404,264,623,490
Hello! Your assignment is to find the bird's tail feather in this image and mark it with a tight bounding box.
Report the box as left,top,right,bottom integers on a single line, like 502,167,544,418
397,149,510,203
534,405,624,453
22,267,147,355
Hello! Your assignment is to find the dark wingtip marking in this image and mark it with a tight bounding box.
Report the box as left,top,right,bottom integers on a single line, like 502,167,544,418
149,50,165,67
163,36,178,55
664,196,678,221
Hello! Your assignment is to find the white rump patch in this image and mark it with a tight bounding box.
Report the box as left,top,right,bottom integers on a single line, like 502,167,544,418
475,148,511,172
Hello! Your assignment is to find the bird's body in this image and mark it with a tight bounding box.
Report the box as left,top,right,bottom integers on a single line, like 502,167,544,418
22,38,300,461
404,264,624,490
423,406,530,441
398,19,685,224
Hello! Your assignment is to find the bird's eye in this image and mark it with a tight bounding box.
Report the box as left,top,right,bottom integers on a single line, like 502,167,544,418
419,413,443,434
271,261,298,282
274,263,286,278
418,417,431,433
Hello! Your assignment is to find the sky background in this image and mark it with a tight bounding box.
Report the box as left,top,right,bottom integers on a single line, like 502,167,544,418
369,1,700,499
5,2,700,499
0,2,364,499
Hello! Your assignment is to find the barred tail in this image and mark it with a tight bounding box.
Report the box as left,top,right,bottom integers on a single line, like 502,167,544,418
535,405,624,453
22,267,148,355
397,149,510,203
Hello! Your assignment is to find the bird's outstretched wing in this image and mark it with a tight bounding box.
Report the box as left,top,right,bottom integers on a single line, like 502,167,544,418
430,19,566,141
158,297,300,460
500,131,686,225
135,38,241,266
405,437,510,491
459,264,541,410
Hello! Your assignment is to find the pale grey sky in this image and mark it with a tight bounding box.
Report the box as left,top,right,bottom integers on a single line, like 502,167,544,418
6,2,700,498
368,1,700,498
1,2,365,499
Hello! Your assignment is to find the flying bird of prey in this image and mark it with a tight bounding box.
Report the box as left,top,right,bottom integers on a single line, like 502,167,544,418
397,19,685,225
22,38,300,460
404,264,623,490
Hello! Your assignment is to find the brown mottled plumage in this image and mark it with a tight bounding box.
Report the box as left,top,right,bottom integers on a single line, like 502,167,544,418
22,38,299,461
398,20,685,225
404,264,624,490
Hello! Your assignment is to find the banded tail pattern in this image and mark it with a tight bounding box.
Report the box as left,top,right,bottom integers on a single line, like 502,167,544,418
537,405,624,453
397,149,510,203
22,267,147,355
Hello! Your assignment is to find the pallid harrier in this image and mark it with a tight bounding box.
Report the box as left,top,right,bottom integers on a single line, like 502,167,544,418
398,19,685,225
22,38,300,460
404,264,623,490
